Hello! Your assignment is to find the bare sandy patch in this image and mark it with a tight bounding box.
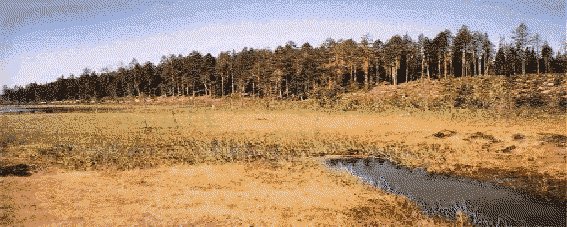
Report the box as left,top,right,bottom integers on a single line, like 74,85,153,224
2,160,449,226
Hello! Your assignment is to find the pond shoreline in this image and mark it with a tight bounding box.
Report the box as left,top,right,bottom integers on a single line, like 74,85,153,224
324,155,566,203
326,156,566,226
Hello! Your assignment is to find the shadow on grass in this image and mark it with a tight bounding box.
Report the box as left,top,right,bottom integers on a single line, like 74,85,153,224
0,164,32,177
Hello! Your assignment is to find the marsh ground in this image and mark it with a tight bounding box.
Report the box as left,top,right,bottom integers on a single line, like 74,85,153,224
0,103,564,225
1,159,456,226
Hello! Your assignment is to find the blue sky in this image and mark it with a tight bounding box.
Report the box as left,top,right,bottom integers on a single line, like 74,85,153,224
1,0,565,86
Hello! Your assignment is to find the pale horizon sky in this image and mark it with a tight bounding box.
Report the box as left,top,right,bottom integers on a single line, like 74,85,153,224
1,0,565,87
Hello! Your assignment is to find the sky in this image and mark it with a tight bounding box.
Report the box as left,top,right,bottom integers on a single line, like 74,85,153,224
1,0,565,87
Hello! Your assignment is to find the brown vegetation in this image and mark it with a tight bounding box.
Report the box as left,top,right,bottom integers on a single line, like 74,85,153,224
0,74,565,225
343,74,566,112
1,160,452,225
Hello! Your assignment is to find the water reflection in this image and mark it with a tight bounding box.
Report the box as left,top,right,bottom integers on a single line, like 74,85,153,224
327,157,565,226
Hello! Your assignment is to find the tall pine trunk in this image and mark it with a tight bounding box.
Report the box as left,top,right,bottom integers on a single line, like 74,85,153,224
486,56,490,76
279,78,283,98
483,55,487,76
394,58,400,86
204,83,208,96
221,76,225,96
231,73,234,95
449,57,453,77
462,50,466,77
443,53,447,79
405,56,409,83
437,59,441,78
522,58,526,75
472,51,476,76
426,58,430,80
364,57,369,89
285,78,289,97
421,57,425,80
537,58,540,75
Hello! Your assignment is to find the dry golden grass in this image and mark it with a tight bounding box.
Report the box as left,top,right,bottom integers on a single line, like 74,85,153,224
1,105,565,192
1,160,451,226
0,86,565,225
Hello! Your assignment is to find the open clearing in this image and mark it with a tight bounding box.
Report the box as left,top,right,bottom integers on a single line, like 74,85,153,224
1,160,452,226
0,104,565,225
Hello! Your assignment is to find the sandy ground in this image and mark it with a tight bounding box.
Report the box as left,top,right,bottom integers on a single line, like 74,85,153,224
1,160,450,226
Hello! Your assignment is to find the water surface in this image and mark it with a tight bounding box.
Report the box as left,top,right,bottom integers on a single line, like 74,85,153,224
0,106,33,114
326,157,565,226
0,106,116,114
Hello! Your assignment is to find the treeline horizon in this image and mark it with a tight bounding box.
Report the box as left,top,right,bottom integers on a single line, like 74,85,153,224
2,23,566,103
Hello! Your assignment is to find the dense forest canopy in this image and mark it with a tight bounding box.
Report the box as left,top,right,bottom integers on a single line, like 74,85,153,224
2,23,566,103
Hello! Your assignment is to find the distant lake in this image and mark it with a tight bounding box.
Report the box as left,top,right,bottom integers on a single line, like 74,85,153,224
0,106,33,114
0,106,120,114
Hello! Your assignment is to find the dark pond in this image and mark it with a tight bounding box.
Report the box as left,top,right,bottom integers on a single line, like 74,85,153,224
326,157,566,226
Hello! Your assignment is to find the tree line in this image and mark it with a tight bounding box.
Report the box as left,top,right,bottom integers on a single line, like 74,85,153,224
2,23,565,103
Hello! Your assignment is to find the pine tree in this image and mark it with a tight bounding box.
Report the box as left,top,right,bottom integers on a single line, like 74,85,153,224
512,23,530,75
